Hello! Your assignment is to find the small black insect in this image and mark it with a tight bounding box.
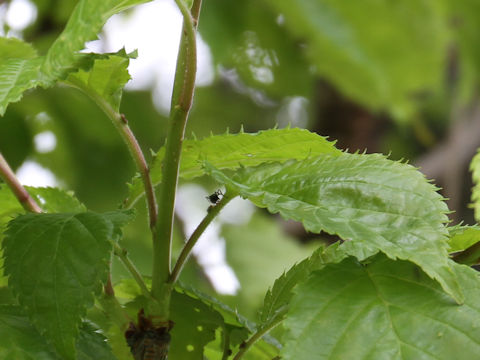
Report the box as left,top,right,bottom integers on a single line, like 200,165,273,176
125,309,174,360
206,189,223,205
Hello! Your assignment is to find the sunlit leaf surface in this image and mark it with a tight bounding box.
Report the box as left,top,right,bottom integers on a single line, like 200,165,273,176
206,152,462,302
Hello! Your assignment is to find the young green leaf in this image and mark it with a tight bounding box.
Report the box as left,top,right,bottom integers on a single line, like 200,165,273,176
40,0,151,81
2,212,127,359
0,0,152,115
206,152,463,303
282,255,480,360
126,128,340,206
65,49,136,112
448,224,480,252
259,257,315,328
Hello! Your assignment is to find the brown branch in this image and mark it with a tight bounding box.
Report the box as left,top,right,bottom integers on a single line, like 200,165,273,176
0,153,42,213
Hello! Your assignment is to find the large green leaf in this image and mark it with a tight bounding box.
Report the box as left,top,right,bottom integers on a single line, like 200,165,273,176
261,0,447,118
206,152,463,303
0,306,116,360
0,0,152,115
126,128,340,206
282,255,480,360
2,211,131,359
0,185,86,285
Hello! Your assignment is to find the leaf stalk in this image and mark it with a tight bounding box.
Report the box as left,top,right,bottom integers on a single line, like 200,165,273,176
232,314,284,360
64,78,158,230
168,192,234,285
0,153,42,213
113,242,152,299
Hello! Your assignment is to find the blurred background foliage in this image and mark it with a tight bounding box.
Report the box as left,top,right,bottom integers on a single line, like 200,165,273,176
1,0,480,324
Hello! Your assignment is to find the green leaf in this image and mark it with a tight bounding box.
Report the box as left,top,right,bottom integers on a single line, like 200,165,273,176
448,224,480,252
0,305,59,360
126,128,340,206
40,0,150,81
262,0,447,119
0,0,152,115
76,322,116,360
0,185,86,228
0,306,115,360
282,255,480,360
0,37,37,61
0,184,23,227
0,186,86,285
66,49,136,112
0,56,44,116
259,257,315,328
471,148,480,221
28,187,87,213
206,152,463,303
169,290,225,360
2,212,122,359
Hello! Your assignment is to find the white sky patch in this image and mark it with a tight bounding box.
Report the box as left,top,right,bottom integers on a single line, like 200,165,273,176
277,96,309,128
85,0,214,114
176,184,255,295
34,131,57,153
5,0,37,31
16,160,58,187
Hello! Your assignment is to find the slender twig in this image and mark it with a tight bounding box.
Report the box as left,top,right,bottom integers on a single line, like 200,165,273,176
63,78,158,230
233,314,285,360
168,192,234,285
112,241,152,299
0,152,42,213
151,0,202,309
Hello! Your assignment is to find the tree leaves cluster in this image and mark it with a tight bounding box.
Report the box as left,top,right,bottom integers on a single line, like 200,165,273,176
2,0,480,359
